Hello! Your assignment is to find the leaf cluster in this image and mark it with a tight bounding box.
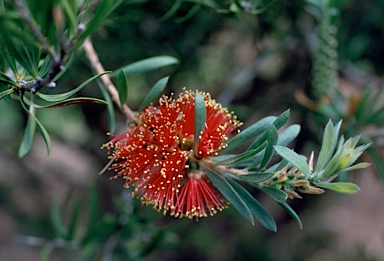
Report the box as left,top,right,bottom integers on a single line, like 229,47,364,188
42,188,178,261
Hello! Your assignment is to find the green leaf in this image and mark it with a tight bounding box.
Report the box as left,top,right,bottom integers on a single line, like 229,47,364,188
277,124,301,146
40,244,54,261
266,158,289,173
0,71,17,85
50,199,67,238
176,3,201,23
0,40,19,77
204,166,254,224
34,97,108,108
227,179,277,231
247,125,269,151
139,76,169,111
18,103,36,158
367,106,384,124
316,182,360,194
272,109,290,129
315,120,340,172
224,116,277,152
366,148,384,182
194,92,206,151
260,185,287,202
2,37,39,77
60,0,78,35
85,187,100,238
36,72,110,102
338,162,370,173
0,88,13,100
65,200,81,240
98,79,116,133
278,202,302,229
216,143,267,165
259,125,279,170
355,87,373,123
112,56,179,76
38,55,52,78
274,145,310,176
35,117,51,155
161,0,182,20
73,0,123,50
237,172,275,183
117,70,128,105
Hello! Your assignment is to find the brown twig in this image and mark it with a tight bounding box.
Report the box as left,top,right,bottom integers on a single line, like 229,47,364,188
83,37,136,121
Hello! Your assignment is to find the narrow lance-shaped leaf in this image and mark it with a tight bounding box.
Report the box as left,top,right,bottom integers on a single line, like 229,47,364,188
35,117,51,156
315,121,341,172
0,39,19,77
38,55,52,78
366,148,384,182
366,105,384,125
315,120,335,172
247,126,270,151
117,70,128,106
266,158,289,173
259,125,279,170
278,202,303,229
161,0,182,20
227,178,277,231
260,185,288,203
224,116,277,152
216,142,267,165
0,71,18,85
139,76,169,111
277,124,301,146
316,182,360,194
32,97,109,108
50,199,67,238
97,79,116,133
274,145,310,177
40,245,54,261
5,38,39,77
65,200,81,240
272,109,290,129
337,162,370,174
36,72,111,102
194,92,206,153
112,56,179,77
73,0,123,50
60,0,78,35
176,3,201,23
204,166,254,224
18,101,36,158
0,88,14,100
237,172,275,183
355,87,373,123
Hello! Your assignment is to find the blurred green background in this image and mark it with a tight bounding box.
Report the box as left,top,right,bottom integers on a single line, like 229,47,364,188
1,0,384,260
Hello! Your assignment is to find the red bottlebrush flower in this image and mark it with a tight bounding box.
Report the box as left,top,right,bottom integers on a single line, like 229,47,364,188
105,90,241,218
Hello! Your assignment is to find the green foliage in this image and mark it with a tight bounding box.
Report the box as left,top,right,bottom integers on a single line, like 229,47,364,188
316,182,360,194
194,92,207,150
138,76,170,110
224,116,276,151
0,0,377,260
117,70,128,105
274,146,311,177
204,166,254,225
112,56,179,76
227,178,277,232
